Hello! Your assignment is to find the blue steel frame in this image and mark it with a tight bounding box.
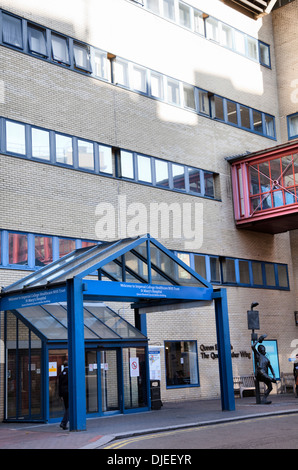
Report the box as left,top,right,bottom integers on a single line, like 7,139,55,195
0,234,235,430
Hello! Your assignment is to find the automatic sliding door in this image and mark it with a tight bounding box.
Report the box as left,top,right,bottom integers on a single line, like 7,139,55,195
101,350,119,413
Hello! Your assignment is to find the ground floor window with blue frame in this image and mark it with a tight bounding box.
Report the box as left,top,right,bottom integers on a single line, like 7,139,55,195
165,340,199,387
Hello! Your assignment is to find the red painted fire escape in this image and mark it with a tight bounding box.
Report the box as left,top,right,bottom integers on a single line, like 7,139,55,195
228,140,298,233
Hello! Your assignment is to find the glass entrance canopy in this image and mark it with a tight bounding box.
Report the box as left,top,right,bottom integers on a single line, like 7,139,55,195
8,302,146,341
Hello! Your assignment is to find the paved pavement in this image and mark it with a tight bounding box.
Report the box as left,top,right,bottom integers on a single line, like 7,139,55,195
0,394,298,449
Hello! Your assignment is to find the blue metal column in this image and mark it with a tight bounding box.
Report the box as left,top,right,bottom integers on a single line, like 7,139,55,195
213,288,235,411
66,278,87,431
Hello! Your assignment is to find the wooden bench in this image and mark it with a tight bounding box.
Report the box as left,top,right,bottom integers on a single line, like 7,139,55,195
233,374,256,398
280,372,295,394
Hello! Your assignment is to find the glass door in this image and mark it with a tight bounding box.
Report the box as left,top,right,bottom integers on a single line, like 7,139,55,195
86,350,98,413
100,349,119,413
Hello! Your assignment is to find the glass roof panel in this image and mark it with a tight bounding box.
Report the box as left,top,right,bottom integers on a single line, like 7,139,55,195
15,305,68,340
11,302,146,341
85,305,146,339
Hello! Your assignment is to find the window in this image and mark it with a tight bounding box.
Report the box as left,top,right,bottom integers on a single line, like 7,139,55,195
132,65,147,93
28,24,47,56
150,71,164,99
239,260,250,285
210,256,220,282
277,264,288,288
259,42,270,67
179,2,191,29
165,341,199,387
51,33,69,64
94,50,109,80
198,89,209,115
240,105,251,129
73,42,92,72
234,30,246,55
253,110,263,133
288,114,298,139
120,150,134,179
167,78,180,105
163,0,175,20
221,23,233,49
35,236,53,266
78,139,94,170
146,0,160,14
205,17,219,42
183,84,196,109
227,100,238,125
172,164,185,190
204,172,215,197
155,159,169,188
265,263,276,287
212,96,224,121
55,134,73,165
265,114,275,138
99,145,113,174
114,59,129,87
6,121,26,155
252,261,263,286
137,154,152,183
193,10,204,35
32,128,50,160
188,168,201,193
2,13,22,48
8,233,28,265
247,37,258,61
222,258,236,283
194,254,206,279
59,238,76,258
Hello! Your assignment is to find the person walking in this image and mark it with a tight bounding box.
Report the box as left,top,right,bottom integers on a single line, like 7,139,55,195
293,354,298,397
58,360,69,430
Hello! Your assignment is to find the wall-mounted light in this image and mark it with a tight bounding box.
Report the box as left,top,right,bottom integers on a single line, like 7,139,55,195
294,311,298,326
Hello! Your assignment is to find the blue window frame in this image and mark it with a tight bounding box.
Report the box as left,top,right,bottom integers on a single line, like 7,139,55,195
175,250,290,290
288,113,298,140
165,340,199,388
0,8,275,140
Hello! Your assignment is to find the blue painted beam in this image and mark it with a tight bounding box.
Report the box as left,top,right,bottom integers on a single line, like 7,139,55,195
213,288,235,411
66,278,87,431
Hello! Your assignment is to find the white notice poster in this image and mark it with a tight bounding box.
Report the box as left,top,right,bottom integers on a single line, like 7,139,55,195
130,357,140,377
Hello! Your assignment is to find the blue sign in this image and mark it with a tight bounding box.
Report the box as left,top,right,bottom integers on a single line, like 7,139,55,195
0,286,67,310
254,340,280,380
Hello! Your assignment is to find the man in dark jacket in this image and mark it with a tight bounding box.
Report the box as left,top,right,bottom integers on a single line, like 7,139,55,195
58,360,69,430
293,354,298,397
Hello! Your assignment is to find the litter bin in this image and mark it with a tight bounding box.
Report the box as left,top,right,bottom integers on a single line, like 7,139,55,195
150,380,162,410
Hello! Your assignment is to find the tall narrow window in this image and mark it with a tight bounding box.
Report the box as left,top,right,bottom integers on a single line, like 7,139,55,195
94,50,109,80
183,84,196,109
259,42,270,67
51,33,69,64
137,154,152,183
73,42,92,72
8,233,28,265
155,159,169,188
221,23,233,49
28,24,47,56
6,121,26,155
120,150,134,179
78,139,94,170
253,110,263,133
2,13,23,48
146,0,160,14
99,145,113,174
114,59,129,87
288,114,298,139
172,164,185,190
240,105,251,129
227,100,238,125
247,37,258,61
179,2,191,29
132,65,147,93
35,236,53,266
265,114,275,137
163,0,175,20
194,10,204,35
205,17,219,42
55,134,73,165
188,168,201,193
150,72,164,99
167,78,180,105
32,128,50,160
198,90,209,115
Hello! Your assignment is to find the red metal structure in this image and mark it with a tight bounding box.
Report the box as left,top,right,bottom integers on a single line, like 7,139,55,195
229,140,298,233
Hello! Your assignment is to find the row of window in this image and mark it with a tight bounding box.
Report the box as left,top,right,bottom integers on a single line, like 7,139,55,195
0,231,96,269
0,9,276,139
176,251,289,290
0,230,290,291
129,0,271,67
288,113,298,140
0,117,216,198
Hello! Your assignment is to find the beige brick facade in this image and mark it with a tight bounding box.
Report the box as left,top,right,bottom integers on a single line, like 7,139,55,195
0,0,298,420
